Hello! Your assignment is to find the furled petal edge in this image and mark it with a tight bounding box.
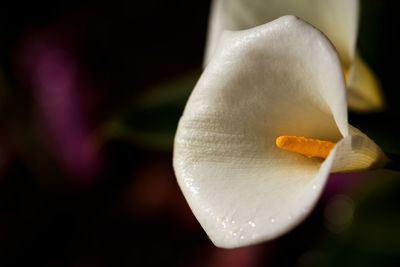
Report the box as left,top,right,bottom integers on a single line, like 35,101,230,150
331,124,388,172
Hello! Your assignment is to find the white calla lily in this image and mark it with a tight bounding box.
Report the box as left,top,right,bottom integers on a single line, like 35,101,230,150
173,16,387,248
204,0,384,112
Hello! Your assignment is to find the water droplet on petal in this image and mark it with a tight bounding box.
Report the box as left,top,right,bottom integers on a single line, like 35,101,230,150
312,184,318,190
247,220,256,227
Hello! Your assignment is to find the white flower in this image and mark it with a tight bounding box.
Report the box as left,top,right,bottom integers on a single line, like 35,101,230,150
204,0,384,112
173,16,387,248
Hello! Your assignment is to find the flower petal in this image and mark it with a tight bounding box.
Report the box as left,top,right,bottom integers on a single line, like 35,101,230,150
205,0,359,67
174,16,348,248
346,53,385,112
331,125,388,172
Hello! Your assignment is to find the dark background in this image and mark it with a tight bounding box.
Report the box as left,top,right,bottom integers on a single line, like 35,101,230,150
1,1,400,266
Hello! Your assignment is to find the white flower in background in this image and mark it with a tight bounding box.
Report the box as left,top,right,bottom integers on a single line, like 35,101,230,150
173,16,387,248
204,0,384,112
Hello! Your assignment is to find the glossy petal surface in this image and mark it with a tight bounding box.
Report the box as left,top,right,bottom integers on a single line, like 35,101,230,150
175,16,347,248
205,0,358,66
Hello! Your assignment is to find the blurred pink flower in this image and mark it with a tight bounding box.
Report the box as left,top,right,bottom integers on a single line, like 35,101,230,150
20,31,100,183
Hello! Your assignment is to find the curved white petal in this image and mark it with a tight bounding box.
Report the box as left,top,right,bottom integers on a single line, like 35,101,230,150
331,125,388,172
346,53,385,112
174,16,348,248
205,0,359,67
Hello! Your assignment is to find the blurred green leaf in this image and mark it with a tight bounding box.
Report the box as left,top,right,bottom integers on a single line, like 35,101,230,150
340,171,400,254
298,170,400,267
102,69,201,150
